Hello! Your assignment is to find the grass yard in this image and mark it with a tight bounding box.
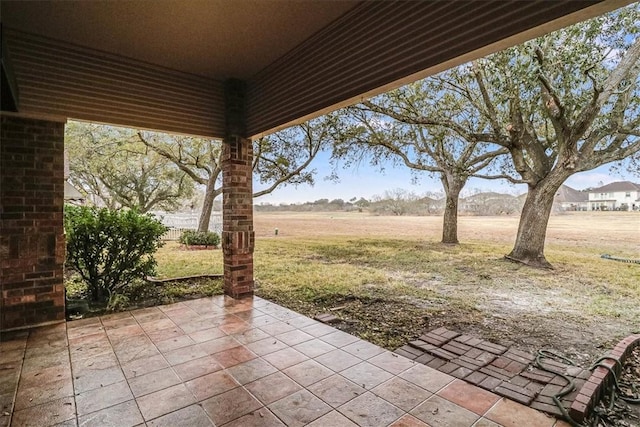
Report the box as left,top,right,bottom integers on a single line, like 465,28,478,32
154,211,640,364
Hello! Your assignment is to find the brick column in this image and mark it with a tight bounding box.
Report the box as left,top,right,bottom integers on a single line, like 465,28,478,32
0,115,66,330
222,80,254,298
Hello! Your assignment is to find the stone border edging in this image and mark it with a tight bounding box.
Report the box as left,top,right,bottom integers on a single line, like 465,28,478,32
146,274,224,283
569,333,640,423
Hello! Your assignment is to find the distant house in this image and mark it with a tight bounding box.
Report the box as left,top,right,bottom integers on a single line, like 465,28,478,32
63,151,85,205
64,181,85,205
587,181,640,211
554,185,588,211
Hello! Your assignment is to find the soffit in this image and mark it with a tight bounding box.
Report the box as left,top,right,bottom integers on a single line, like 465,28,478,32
0,0,359,80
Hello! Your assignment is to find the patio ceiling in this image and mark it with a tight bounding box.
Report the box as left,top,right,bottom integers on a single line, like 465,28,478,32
0,0,632,138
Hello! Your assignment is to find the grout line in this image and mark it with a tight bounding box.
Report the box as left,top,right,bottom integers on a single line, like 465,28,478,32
63,321,81,426
5,334,28,427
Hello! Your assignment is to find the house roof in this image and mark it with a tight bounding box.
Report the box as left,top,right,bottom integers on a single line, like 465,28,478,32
589,181,640,192
555,185,588,203
64,181,84,201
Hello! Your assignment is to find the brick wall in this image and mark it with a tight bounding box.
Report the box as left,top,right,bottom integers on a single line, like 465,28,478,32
0,115,66,330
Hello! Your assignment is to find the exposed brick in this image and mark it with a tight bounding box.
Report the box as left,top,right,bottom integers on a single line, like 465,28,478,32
415,353,436,364
480,366,514,381
569,400,588,422
495,383,536,405
537,358,571,374
454,356,485,371
478,376,502,391
521,368,555,384
464,348,483,359
499,381,537,398
420,333,449,346
426,358,447,369
441,330,460,340
505,360,527,374
507,375,530,387
439,362,460,374
457,355,485,367
314,313,339,324
442,342,470,356
465,337,483,347
525,382,544,395
477,341,507,355
395,348,419,360
476,351,497,365
491,356,511,369
430,348,457,362
465,371,488,386
1,116,65,331
409,340,437,352
451,366,474,379
396,345,425,357
504,348,535,364
550,375,569,386
574,393,591,405
454,334,473,344
540,384,564,398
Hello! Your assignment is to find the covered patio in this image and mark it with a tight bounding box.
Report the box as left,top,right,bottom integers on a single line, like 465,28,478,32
1,295,566,427
0,0,632,425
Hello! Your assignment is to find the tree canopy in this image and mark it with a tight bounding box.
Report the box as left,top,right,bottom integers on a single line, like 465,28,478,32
65,122,194,213
347,4,639,266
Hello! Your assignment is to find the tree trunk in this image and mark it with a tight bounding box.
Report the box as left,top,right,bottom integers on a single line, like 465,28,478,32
441,175,463,244
507,175,567,268
197,176,218,232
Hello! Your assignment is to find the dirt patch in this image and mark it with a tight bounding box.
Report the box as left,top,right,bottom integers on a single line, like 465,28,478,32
254,211,639,366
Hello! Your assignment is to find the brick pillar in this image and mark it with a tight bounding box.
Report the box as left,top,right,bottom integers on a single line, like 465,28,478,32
0,115,66,330
222,80,254,298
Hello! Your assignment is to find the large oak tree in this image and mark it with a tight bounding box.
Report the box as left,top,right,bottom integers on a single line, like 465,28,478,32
346,86,508,244
364,6,640,267
65,122,194,213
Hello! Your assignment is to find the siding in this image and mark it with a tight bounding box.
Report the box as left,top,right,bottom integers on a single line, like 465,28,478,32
246,0,605,137
5,29,225,138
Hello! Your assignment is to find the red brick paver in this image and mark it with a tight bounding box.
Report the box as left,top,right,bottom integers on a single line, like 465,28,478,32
393,327,596,423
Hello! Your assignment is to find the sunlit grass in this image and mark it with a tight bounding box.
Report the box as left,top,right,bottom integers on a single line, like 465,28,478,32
154,242,223,278
153,236,639,324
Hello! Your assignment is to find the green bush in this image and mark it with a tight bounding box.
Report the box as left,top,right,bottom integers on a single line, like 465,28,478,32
64,206,167,304
178,230,221,247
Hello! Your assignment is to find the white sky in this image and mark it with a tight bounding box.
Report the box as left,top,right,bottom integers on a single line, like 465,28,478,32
254,150,637,205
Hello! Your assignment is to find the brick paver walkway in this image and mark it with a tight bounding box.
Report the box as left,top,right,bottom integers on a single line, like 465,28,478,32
0,296,570,426
395,327,591,418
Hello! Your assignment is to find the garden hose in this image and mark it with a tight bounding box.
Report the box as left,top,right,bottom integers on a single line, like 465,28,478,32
533,350,640,427
534,349,582,427
600,254,640,264
589,356,640,404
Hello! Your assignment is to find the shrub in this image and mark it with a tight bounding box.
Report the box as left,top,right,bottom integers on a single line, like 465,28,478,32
178,230,221,247
64,206,167,304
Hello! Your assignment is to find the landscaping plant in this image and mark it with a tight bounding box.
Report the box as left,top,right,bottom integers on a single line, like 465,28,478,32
64,205,167,307
178,230,221,248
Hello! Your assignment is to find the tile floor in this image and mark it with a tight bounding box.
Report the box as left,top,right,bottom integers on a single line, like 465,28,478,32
0,296,571,427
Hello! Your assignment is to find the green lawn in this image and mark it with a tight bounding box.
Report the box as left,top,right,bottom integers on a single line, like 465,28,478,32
153,236,639,353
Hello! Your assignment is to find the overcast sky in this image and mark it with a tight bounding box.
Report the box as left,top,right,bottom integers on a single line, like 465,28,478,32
254,150,637,205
